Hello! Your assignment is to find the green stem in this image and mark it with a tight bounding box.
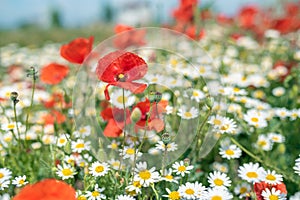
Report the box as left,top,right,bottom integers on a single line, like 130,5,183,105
25,74,36,134
161,145,168,177
13,102,22,150
150,184,160,200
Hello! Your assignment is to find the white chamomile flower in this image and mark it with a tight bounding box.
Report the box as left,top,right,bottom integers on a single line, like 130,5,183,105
120,146,142,161
256,135,273,151
204,187,233,200
108,159,125,171
155,141,178,152
172,160,194,177
0,179,10,190
293,162,300,176
212,162,229,173
56,163,77,180
86,184,106,200
190,89,205,103
57,134,70,147
12,175,28,187
107,140,120,150
272,87,285,97
261,188,286,200
89,161,110,177
116,194,136,200
219,144,242,159
208,115,237,134
76,190,87,200
262,169,283,185
178,182,206,199
234,183,251,198
160,169,179,184
268,133,285,143
126,180,142,196
110,89,136,108
71,139,91,153
238,162,264,183
177,106,199,120
73,125,91,138
134,162,160,187
165,105,174,115
163,188,180,200
289,109,300,120
0,168,12,181
243,109,268,128
208,171,231,188
42,134,55,145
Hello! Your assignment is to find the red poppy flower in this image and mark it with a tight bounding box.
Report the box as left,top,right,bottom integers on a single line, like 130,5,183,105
114,24,146,49
96,51,148,100
184,25,205,40
60,36,94,64
43,110,66,125
101,107,131,137
237,5,259,29
173,0,198,23
43,92,72,109
40,63,69,85
272,17,300,34
254,181,287,200
134,98,167,132
13,179,76,200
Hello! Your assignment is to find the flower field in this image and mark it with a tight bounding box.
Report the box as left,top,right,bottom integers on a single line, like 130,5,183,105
1,1,300,200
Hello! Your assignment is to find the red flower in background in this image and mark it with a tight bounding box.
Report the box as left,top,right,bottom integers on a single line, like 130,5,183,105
96,51,148,100
184,25,205,40
43,92,72,109
254,181,287,200
60,36,94,64
40,63,69,85
237,5,259,29
114,24,146,49
43,110,66,125
173,0,198,23
13,179,76,200
101,107,131,137
134,98,168,132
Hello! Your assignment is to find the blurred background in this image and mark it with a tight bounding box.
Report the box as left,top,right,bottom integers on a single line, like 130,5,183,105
0,0,296,46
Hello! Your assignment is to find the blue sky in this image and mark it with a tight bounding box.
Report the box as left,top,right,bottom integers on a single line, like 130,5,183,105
0,0,283,29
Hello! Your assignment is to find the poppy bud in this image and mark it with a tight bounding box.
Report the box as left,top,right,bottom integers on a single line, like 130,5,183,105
161,132,171,145
130,107,142,123
10,91,19,104
183,158,190,166
149,91,162,103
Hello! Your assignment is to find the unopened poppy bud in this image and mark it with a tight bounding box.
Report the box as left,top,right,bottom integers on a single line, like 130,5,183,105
10,92,19,104
183,158,190,166
161,132,171,145
149,91,162,103
205,96,214,109
130,107,142,123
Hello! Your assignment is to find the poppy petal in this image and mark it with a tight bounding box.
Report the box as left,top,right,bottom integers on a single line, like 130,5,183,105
113,82,147,94
40,63,69,85
103,119,124,138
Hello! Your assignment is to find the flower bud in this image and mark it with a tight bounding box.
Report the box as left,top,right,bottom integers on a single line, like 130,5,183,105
183,158,190,166
161,132,171,145
130,107,142,123
205,96,214,109
149,91,162,103
10,91,18,101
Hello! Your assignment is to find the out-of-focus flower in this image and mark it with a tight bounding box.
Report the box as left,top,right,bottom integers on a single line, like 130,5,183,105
13,179,75,200
114,24,146,49
60,36,94,64
40,63,69,85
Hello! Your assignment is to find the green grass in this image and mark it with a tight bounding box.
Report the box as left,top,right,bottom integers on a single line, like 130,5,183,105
0,24,114,47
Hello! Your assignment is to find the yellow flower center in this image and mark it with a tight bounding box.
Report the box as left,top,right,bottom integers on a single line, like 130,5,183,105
266,174,276,181
95,165,104,173
213,119,221,125
152,78,158,82
185,188,195,195
192,91,199,97
178,166,186,172
214,178,224,186
170,59,178,66
79,128,87,133
7,124,15,129
118,74,125,79
220,124,229,131
258,140,267,147
165,175,173,180
233,87,240,92
59,138,66,144
199,66,206,74
62,168,73,176
4,137,12,142
111,143,118,149
246,172,258,178
0,173,4,178
225,149,235,156
169,191,180,200
139,170,151,180
212,196,222,200
184,112,192,118
240,187,247,194
77,195,87,200
269,195,278,200
92,191,99,197
251,117,259,122
272,136,279,141
117,96,127,104
19,179,25,185
133,181,141,188
75,143,85,149
126,148,135,155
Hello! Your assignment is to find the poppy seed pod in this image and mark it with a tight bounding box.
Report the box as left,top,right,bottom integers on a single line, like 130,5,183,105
130,107,142,123
161,132,171,145
149,91,162,103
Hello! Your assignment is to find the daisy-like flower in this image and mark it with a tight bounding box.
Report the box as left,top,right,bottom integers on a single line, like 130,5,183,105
289,109,300,120
256,135,273,151
89,161,110,177
234,183,251,198
261,188,287,200
238,162,264,183
219,144,242,160
144,74,165,85
108,159,125,171
212,162,229,173
274,108,290,119
172,160,194,177
116,194,136,200
155,141,178,152
12,175,28,187
56,163,77,180
177,106,199,120
163,188,180,200
0,168,12,181
189,89,205,103
262,169,283,185
208,115,237,134
293,162,300,176
244,109,268,128
268,133,285,143
125,180,142,196
73,125,91,138
204,187,233,200
134,162,160,187
76,190,88,200
160,169,179,184
0,179,10,190
110,89,136,109
56,134,70,147
178,182,206,200
41,134,55,145
107,140,120,150
86,184,106,200
119,146,142,161
272,87,285,97
71,139,91,153
1,122,22,132
208,171,231,188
